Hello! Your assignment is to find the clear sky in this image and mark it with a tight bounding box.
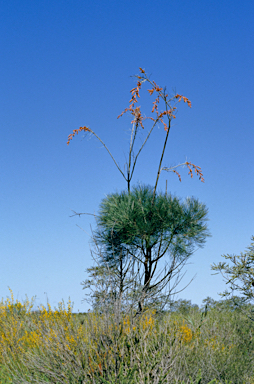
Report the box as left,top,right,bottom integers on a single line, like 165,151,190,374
1,1,254,313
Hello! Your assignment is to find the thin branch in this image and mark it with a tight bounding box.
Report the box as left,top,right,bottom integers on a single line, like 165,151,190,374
69,210,98,218
128,121,139,192
152,112,171,203
129,118,160,182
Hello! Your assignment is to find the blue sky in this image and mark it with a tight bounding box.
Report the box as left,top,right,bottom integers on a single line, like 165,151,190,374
1,1,253,313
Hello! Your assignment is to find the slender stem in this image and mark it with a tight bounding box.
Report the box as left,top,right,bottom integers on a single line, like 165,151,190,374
152,118,171,204
128,121,139,193
130,119,159,182
161,162,188,172
89,129,127,182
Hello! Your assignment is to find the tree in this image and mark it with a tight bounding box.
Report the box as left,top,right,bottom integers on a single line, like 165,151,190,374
201,296,217,310
201,296,250,312
211,236,254,321
68,68,208,314
81,220,182,315
168,299,199,314
93,184,210,313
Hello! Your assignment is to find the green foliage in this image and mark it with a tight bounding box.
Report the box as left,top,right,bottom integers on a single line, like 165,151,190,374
98,362,137,384
211,236,254,321
97,184,209,251
168,299,199,315
92,184,210,313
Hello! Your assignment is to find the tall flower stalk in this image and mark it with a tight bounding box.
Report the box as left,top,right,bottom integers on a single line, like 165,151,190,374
67,68,204,196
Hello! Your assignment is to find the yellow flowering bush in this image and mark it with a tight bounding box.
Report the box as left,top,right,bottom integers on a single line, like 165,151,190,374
0,290,253,383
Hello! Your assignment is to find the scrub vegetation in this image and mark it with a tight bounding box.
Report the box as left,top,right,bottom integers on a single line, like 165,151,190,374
0,290,253,383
